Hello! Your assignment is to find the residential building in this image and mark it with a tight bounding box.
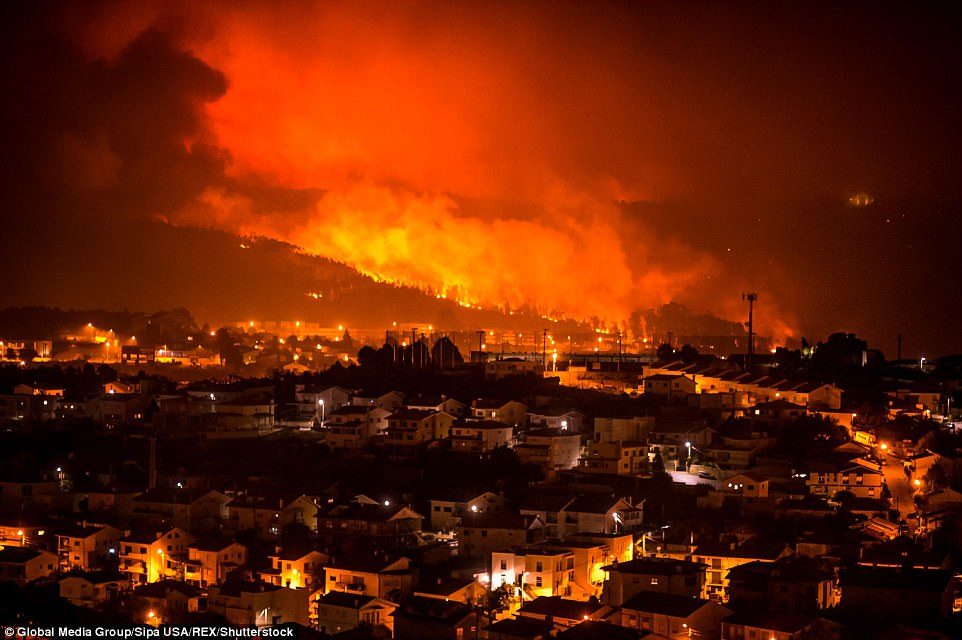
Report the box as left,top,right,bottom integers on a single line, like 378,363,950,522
691,540,793,601
450,419,514,453
316,501,423,555
406,394,468,418
57,523,122,572
185,537,246,587
118,527,195,584
581,441,649,475
394,595,479,640
207,582,311,627
325,405,390,448
0,547,57,585
323,556,415,601
351,389,405,411
807,459,885,499
643,374,697,400
315,592,397,637
457,511,546,561
527,409,586,432
839,566,960,620
619,591,731,639
727,558,838,612
491,546,575,599
471,399,528,425
429,490,506,531
517,596,609,629
516,429,583,479
131,488,230,531
385,409,456,453
58,571,130,608
593,416,655,443
260,548,327,590
721,611,821,640
559,494,643,537
602,558,707,604
414,577,487,605
131,580,203,625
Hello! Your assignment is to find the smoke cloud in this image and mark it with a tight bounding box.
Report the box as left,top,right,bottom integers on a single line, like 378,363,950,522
5,1,961,351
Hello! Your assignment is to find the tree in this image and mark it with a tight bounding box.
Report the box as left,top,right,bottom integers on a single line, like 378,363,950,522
357,345,378,368
679,344,699,363
431,336,464,368
810,332,868,377
656,343,674,360
923,463,949,491
484,585,511,616
651,451,666,474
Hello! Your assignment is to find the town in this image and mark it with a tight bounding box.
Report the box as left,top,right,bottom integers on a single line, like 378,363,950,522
3,1,961,638
1,311,961,640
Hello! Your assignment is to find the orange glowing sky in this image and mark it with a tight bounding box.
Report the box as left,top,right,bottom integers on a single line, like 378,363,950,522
4,1,961,353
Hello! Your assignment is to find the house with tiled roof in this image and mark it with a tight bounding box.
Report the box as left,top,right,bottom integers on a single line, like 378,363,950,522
602,558,707,604
457,511,546,560
619,590,731,639
59,570,130,608
0,547,57,585
56,522,122,572
691,539,793,600
322,556,415,602
185,536,245,587
314,591,397,637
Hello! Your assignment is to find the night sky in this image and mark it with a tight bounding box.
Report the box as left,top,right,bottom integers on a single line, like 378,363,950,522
1,1,960,355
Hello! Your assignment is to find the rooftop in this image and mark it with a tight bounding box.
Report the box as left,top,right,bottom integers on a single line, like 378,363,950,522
520,596,603,620
620,591,708,618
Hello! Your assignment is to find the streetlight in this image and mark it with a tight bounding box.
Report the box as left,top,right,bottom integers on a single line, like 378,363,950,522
318,399,325,427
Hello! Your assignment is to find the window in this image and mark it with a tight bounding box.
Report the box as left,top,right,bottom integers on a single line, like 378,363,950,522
536,562,543,572
536,577,542,587
650,577,659,585
500,560,506,570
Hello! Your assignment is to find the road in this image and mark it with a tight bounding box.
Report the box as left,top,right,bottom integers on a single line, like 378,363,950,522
882,453,917,519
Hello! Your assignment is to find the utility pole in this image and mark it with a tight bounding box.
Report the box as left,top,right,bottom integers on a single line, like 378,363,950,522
617,331,624,371
742,292,757,370
411,327,417,367
476,330,484,363
542,329,548,368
